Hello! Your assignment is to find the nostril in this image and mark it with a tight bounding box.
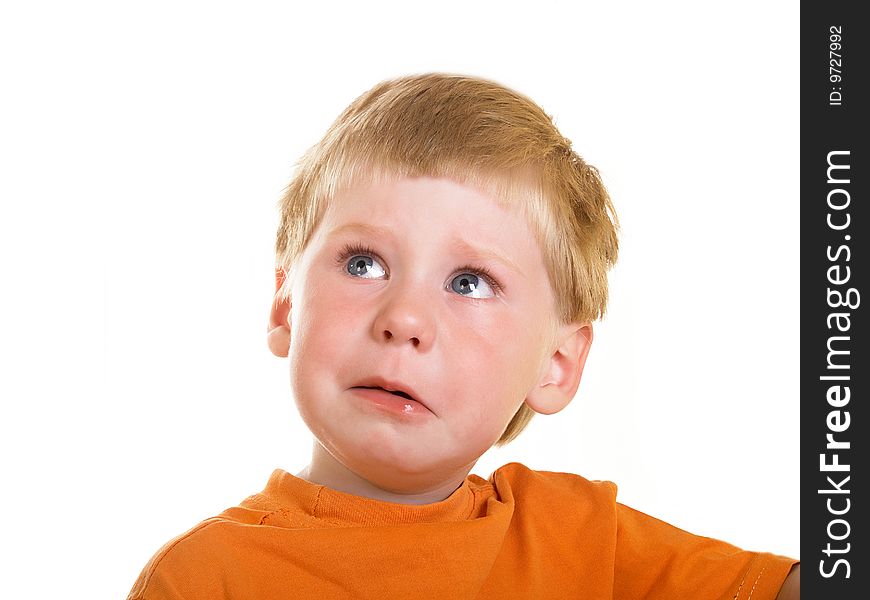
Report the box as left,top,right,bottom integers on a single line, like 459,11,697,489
381,330,421,346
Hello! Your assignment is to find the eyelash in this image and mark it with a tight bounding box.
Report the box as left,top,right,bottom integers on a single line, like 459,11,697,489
335,242,503,296
336,242,382,270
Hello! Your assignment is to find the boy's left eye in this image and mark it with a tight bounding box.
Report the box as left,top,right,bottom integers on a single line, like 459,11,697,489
449,273,495,299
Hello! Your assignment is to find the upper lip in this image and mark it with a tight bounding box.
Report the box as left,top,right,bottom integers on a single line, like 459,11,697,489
351,376,429,409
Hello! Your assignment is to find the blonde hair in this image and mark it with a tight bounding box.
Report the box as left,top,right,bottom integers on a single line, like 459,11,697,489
275,73,619,445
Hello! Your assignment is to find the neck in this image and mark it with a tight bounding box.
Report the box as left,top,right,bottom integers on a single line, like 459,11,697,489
296,440,472,505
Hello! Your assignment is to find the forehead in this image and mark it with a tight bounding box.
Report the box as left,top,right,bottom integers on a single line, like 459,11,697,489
319,176,542,257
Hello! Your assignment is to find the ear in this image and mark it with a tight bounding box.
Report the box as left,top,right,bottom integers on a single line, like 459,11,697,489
267,269,291,358
525,322,593,415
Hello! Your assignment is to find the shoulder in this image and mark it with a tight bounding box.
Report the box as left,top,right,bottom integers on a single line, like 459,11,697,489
127,516,229,599
127,496,277,599
490,461,617,495
487,462,618,516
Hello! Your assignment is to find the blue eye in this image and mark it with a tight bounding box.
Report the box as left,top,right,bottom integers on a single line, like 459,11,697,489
449,272,495,298
346,254,386,279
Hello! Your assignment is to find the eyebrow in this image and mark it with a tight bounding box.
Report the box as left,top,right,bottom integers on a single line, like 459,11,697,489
327,222,396,241
325,222,525,277
449,238,525,277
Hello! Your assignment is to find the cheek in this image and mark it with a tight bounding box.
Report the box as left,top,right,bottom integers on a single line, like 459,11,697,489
449,309,544,374
463,314,550,411
289,281,358,376
441,316,537,419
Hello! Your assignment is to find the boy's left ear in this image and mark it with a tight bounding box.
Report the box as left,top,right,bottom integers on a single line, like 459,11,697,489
525,322,593,415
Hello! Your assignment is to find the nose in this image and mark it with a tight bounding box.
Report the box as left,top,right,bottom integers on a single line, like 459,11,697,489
371,281,436,351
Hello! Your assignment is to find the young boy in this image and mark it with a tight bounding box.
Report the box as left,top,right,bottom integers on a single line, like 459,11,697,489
127,73,799,599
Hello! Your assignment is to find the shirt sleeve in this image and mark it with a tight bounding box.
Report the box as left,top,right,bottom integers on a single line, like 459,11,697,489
612,503,798,600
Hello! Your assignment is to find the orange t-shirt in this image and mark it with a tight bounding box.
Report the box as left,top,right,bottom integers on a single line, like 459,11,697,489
127,462,796,599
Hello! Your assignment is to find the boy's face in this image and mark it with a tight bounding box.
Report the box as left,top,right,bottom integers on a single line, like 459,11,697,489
278,176,583,495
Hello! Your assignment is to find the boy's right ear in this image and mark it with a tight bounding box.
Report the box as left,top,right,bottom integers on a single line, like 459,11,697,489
267,269,291,358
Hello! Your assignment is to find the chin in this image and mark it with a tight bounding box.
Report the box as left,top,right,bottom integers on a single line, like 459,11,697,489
364,443,485,492
354,429,441,474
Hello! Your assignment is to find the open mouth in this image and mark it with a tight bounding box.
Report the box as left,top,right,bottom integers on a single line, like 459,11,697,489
357,386,415,401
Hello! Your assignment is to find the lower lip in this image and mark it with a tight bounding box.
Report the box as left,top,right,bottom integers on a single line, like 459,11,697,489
350,387,432,418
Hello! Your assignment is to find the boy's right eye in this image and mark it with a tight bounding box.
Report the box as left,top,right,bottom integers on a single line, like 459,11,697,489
346,254,387,279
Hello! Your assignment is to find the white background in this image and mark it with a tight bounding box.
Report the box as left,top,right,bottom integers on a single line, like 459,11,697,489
0,1,799,597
